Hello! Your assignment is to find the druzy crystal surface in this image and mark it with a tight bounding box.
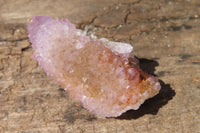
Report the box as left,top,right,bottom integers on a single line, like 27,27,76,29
28,16,161,117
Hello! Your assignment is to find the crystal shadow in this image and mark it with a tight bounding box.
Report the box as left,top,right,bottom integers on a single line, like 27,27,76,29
116,58,175,120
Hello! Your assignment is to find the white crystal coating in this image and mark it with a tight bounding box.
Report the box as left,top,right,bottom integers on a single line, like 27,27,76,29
100,38,133,55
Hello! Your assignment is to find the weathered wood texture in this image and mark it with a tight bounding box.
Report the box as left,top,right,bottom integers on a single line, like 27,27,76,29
0,0,200,132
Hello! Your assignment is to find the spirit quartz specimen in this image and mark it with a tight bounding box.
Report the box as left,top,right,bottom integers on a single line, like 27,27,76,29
28,16,161,117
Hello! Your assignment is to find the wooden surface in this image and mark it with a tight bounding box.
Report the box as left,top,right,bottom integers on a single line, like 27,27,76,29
0,0,200,132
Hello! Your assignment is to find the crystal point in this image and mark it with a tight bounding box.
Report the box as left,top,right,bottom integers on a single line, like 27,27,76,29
28,16,161,117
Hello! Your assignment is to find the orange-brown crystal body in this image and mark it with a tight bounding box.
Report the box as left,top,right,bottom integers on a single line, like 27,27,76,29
56,40,160,117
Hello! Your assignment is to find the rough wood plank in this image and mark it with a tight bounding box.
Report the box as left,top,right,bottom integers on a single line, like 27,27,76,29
0,0,200,132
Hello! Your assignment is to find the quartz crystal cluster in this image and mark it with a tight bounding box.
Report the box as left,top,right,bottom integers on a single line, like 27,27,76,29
28,16,161,117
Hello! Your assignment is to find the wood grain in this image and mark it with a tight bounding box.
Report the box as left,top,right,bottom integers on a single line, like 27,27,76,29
0,0,200,132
